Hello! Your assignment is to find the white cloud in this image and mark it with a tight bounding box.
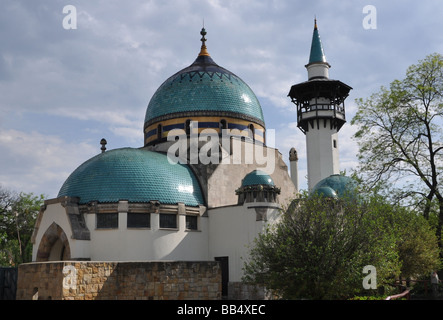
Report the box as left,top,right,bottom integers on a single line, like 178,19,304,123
1,0,443,198
110,126,142,145
338,123,360,175
0,129,97,198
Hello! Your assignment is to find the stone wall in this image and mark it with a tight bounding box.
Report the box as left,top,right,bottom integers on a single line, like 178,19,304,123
228,282,266,300
16,261,221,300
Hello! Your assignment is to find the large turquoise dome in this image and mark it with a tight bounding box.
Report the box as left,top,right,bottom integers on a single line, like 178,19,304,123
144,54,265,127
58,148,204,206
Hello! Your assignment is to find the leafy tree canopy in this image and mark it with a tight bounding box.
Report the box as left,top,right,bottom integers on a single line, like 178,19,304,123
351,53,443,249
242,191,440,299
0,186,45,266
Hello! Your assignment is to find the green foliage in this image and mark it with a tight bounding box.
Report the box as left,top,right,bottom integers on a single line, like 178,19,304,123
351,53,443,249
393,208,441,279
0,186,45,266
348,295,389,300
242,191,440,300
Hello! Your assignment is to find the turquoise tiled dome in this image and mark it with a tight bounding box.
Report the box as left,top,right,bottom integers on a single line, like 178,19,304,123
241,170,275,187
311,174,357,199
58,148,204,206
314,186,338,198
144,55,265,126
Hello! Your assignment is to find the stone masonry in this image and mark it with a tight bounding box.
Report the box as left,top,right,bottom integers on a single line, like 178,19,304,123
16,261,221,300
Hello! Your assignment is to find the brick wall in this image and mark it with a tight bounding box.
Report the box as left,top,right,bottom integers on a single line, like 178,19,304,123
16,261,221,300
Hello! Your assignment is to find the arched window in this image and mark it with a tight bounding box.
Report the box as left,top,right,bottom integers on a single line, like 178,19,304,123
157,124,163,140
185,119,191,135
248,124,255,141
36,222,71,262
219,119,227,130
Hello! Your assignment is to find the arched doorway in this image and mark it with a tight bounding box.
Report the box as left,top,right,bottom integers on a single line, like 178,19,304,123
36,222,71,261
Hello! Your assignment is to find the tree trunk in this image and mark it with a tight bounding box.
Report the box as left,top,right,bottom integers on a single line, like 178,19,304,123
423,191,434,220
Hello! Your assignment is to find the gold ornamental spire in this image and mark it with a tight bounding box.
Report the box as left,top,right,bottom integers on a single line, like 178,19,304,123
198,27,210,56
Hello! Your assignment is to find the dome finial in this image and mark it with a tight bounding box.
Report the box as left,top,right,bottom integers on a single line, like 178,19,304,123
100,138,107,153
314,16,317,30
199,27,210,56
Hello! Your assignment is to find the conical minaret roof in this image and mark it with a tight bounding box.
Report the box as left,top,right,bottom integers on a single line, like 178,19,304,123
308,19,327,65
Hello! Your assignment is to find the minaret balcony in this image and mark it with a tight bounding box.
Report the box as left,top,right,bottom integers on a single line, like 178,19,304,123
299,107,345,121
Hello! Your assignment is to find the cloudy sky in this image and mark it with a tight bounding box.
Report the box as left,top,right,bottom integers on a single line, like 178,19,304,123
1,0,443,198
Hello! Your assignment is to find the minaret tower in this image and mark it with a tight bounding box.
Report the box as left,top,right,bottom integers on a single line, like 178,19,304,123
288,19,352,190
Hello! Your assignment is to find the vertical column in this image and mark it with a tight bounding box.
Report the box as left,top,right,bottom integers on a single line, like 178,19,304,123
306,120,340,190
289,147,299,193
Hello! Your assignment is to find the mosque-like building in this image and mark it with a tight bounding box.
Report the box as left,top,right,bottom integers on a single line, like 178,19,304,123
30,20,352,299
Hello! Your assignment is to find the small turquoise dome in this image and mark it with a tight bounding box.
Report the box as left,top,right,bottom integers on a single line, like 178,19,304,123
311,174,357,199
58,148,204,206
241,170,275,187
314,186,338,199
144,55,265,126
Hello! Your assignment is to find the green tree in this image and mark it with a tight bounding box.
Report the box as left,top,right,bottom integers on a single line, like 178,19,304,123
392,206,441,279
242,192,404,300
351,53,443,250
0,186,44,266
